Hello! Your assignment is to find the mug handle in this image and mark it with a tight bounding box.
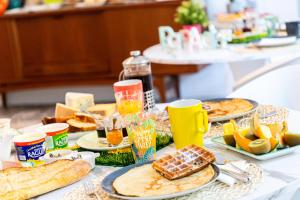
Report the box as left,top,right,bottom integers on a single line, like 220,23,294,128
195,110,208,133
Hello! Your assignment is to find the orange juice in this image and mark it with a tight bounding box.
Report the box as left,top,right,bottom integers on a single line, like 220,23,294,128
117,99,143,115
106,129,123,146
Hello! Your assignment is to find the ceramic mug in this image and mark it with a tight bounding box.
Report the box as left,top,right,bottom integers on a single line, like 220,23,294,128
168,99,208,149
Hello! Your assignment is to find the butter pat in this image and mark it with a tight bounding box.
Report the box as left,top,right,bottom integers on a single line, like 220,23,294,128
65,92,95,111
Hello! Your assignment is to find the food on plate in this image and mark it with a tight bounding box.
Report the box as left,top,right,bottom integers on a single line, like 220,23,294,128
223,112,299,155
55,103,79,118
205,99,254,119
152,144,215,180
87,103,116,117
65,92,95,111
113,164,215,197
223,122,236,147
245,132,259,141
73,112,96,123
67,118,96,132
233,128,252,153
43,112,97,133
255,125,278,150
248,139,271,155
283,132,300,147
0,160,91,200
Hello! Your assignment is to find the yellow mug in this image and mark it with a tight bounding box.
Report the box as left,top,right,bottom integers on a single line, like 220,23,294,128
168,99,208,149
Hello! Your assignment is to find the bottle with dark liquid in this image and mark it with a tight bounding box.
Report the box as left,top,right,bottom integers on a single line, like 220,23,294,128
122,50,155,110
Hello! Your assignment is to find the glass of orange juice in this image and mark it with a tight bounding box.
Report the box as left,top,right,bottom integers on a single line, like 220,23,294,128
114,80,144,116
105,115,123,146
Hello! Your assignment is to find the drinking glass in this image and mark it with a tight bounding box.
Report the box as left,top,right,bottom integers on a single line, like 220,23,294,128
114,80,144,116
105,115,123,146
126,113,156,163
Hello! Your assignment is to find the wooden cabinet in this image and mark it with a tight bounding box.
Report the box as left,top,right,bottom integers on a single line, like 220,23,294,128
17,12,110,77
0,20,22,84
0,1,193,104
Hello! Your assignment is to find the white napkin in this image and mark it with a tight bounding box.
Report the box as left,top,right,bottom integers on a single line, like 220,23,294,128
217,160,249,186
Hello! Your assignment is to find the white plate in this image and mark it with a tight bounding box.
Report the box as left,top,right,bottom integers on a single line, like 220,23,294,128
102,162,219,200
211,136,300,160
253,36,297,48
76,132,130,151
68,130,96,140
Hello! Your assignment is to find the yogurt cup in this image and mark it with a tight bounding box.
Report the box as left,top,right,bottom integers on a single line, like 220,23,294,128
13,132,47,162
38,123,69,150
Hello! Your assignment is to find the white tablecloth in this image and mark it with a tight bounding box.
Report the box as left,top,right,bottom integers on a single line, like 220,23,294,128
24,108,299,200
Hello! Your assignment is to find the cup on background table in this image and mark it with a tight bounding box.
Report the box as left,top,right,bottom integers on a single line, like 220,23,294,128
114,79,144,116
168,99,208,149
126,113,156,163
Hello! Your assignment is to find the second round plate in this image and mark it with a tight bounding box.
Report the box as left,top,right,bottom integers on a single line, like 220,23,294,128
76,132,130,151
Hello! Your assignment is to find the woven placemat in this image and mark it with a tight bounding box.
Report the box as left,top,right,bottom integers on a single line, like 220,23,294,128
205,104,289,139
64,163,263,200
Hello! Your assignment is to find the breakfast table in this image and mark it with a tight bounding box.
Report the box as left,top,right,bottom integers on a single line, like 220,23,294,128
12,106,300,200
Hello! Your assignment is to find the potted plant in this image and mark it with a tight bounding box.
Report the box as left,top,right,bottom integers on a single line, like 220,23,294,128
174,0,208,33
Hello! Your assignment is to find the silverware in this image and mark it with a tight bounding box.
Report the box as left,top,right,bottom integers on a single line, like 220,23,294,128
215,153,251,183
221,168,251,183
83,180,101,200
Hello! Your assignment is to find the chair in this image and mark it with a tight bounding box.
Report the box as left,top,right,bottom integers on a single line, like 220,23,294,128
228,64,300,111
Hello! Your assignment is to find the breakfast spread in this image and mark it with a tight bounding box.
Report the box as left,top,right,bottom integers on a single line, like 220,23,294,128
204,98,254,119
0,160,91,200
152,145,215,180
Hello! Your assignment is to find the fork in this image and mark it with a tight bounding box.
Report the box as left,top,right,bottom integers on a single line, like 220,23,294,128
83,180,102,200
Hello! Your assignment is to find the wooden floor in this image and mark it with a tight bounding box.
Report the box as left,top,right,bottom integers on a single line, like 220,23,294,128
0,106,54,129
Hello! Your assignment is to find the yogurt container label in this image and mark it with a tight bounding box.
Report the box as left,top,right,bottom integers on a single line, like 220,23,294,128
13,133,47,162
47,131,68,149
15,140,46,161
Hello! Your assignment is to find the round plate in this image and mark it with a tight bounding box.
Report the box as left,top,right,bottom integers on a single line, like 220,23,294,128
76,132,130,151
101,162,219,200
68,130,96,140
203,98,258,122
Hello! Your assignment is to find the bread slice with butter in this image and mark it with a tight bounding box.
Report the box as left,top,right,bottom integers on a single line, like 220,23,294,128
87,103,116,117
65,92,95,111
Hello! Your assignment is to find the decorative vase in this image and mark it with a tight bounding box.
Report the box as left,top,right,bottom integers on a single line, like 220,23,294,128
182,24,202,33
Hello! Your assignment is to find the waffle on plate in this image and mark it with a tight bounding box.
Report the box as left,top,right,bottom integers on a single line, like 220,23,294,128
152,144,215,180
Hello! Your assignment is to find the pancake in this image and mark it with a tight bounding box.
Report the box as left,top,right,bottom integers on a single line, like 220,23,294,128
205,99,253,118
113,164,215,197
